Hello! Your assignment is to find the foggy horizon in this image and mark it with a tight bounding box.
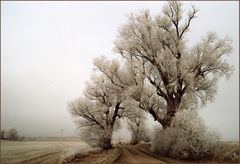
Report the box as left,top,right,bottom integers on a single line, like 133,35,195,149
1,1,239,140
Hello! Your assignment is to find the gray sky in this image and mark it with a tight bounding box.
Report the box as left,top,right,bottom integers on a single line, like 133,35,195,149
1,1,239,140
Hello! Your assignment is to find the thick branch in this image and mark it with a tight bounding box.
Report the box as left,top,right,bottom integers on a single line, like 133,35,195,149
110,101,122,127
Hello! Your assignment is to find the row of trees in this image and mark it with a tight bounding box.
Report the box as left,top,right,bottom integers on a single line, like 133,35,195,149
1,128,20,141
68,65,149,148
68,1,232,150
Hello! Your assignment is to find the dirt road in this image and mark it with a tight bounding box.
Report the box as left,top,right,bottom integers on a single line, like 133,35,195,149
114,145,165,164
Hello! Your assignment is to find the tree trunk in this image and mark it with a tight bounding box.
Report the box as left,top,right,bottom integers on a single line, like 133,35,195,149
101,137,112,149
161,109,176,129
148,97,181,129
130,135,139,145
161,98,181,129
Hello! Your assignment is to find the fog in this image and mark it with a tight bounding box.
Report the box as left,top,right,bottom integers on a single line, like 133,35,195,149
1,1,239,140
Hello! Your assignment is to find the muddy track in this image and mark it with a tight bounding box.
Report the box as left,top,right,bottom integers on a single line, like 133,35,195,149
114,145,165,164
19,151,60,164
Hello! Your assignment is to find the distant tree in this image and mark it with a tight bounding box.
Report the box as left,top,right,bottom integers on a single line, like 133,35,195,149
113,1,233,128
5,128,19,141
1,129,6,139
27,137,37,140
19,136,26,141
125,109,148,145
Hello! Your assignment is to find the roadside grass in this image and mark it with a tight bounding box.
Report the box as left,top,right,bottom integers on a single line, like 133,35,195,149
137,141,239,163
62,146,122,164
213,141,239,163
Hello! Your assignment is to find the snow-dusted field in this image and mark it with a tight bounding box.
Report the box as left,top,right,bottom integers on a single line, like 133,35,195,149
0,140,88,164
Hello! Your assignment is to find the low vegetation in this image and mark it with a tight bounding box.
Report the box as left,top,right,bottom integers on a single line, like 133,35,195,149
61,144,102,163
151,110,220,160
214,141,240,163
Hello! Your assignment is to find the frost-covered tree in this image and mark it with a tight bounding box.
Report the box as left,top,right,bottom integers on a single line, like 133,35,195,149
114,1,233,128
69,98,120,149
69,89,119,148
5,128,19,141
68,73,137,149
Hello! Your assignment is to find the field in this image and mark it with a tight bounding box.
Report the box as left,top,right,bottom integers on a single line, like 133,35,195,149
0,139,88,164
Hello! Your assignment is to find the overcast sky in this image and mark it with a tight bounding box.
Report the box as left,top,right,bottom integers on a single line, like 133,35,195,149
1,1,239,140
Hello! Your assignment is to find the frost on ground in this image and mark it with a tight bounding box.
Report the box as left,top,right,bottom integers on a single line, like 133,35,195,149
0,140,88,164
61,144,123,164
61,143,102,163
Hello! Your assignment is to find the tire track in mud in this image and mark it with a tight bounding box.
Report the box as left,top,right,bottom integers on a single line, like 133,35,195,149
114,145,165,164
19,151,61,164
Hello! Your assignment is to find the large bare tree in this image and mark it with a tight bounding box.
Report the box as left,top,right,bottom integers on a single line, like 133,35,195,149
68,71,140,149
113,1,233,128
68,76,124,149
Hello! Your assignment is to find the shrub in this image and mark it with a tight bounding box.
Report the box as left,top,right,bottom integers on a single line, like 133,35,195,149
78,126,113,149
61,144,102,163
151,110,220,160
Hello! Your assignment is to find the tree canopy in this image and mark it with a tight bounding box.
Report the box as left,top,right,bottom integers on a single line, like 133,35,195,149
113,1,232,128
68,1,233,149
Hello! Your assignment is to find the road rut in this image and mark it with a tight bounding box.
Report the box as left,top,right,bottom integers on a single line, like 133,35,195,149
114,145,165,164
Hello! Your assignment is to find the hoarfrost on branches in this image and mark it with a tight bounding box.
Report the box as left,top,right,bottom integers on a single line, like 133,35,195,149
151,110,220,160
114,1,233,128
